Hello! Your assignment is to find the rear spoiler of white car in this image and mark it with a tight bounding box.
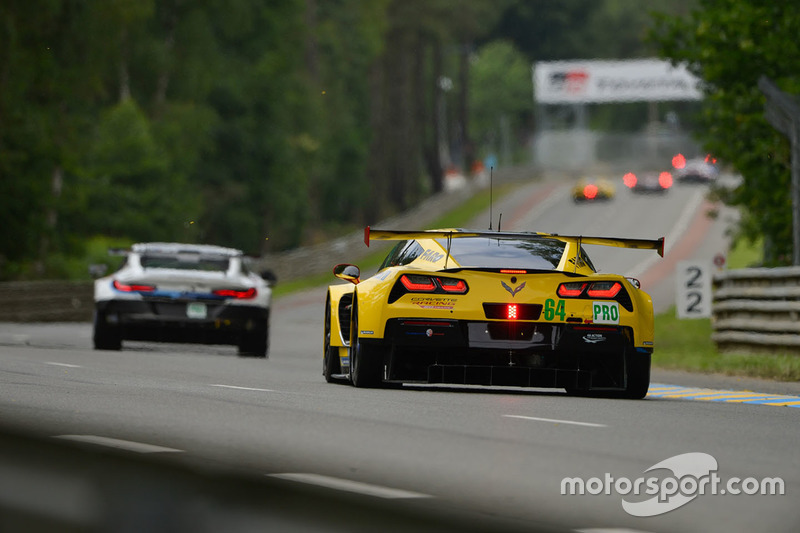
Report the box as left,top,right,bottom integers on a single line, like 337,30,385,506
364,226,665,257
107,243,244,257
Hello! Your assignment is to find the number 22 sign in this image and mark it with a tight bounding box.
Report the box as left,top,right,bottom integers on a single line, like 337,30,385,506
675,261,712,319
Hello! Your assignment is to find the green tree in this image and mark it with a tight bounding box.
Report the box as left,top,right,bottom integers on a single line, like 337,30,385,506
0,0,114,278
650,1,800,265
469,40,533,164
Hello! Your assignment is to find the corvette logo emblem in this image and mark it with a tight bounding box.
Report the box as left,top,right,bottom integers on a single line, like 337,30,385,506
501,281,526,297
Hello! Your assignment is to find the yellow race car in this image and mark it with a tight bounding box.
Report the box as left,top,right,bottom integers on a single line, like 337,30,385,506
323,227,663,398
572,177,616,202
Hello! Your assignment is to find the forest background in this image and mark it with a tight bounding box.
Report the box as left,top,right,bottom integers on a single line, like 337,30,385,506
2,0,796,280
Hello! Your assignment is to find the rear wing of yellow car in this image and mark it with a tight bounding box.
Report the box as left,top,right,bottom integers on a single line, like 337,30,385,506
364,226,664,257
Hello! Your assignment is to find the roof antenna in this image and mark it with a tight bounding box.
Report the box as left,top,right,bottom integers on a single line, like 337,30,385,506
498,213,502,232
488,166,494,230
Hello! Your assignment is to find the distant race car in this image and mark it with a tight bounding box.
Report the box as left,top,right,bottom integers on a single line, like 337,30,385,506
323,227,664,398
623,171,673,194
674,154,719,183
93,242,276,357
572,177,615,202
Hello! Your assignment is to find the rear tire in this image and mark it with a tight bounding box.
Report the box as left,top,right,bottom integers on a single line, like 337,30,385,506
620,352,651,399
93,311,121,351
349,303,383,388
238,315,269,358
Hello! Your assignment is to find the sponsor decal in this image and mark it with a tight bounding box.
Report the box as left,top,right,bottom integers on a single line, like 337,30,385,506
582,333,606,344
360,330,374,335
501,281,526,298
592,301,619,324
410,297,457,310
543,298,566,321
420,249,445,263
561,452,784,517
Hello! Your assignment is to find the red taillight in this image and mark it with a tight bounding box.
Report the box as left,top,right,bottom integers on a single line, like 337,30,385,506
500,269,526,274
672,153,686,169
400,274,436,292
704,154,717,164
583,184,598,199
623,172,637,188
213,287,257,299
557,282,587,297
113,279,155,292
586,281,622,298
437,277,468,294
659,171,673,189
506,304,518,320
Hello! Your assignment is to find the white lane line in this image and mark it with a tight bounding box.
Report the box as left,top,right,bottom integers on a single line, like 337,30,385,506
54,435,182,454
503,414,607,428
210,384,275,392
45,362,82,369
268,473,432,500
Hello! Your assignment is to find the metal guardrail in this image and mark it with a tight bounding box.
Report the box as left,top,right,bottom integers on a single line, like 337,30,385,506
0,280,93,322
712,266,800,353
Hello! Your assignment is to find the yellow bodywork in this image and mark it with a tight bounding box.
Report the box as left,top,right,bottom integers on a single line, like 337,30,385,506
572,177,616,200
326,231,657,355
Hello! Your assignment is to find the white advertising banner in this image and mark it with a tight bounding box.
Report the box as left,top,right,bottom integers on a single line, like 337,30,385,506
533,59,702,104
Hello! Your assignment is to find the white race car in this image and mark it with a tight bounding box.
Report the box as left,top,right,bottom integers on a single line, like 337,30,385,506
93,243,275,357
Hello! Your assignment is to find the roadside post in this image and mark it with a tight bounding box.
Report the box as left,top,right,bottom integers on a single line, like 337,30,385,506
676,261,712,319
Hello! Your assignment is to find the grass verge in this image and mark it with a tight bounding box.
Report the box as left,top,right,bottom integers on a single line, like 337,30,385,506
653,307,800,381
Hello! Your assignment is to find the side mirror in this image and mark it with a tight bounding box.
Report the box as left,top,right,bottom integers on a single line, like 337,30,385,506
260,269,278,287
333,264,360,285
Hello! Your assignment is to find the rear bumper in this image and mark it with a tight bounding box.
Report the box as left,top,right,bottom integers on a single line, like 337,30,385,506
380,318,649,389
95,299,268,344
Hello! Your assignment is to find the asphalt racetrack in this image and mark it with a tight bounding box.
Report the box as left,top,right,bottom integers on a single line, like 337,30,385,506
1,176,798,532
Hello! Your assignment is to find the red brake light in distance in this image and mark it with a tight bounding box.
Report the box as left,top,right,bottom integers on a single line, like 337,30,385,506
586,281,622,298
113,280,155,292
659,171,673,189
623,172,637,188
557,282,587,297
400,274,436,292
672,153,686,169
583,184,598,199
213,287,257,299
437,277,468,294
507,304,518,320
500,269,526,274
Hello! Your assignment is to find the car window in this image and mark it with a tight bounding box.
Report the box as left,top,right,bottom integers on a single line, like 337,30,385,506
378,240,424,270
438,237,567,270
140,255,230,272
396,241,424,266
